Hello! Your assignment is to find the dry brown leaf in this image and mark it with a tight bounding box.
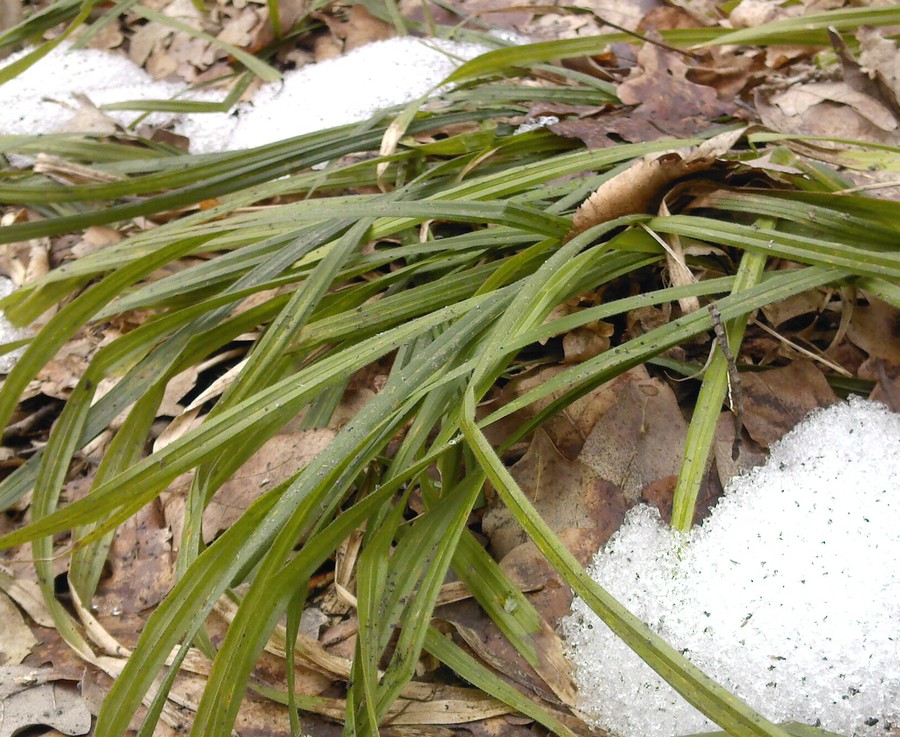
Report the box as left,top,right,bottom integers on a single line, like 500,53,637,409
665,0,720,25
27,334,100,401
568,129,742,238
779,82,896,132
712,411,767,486
685,47,761,99
440,606,577,709
561,322,612,363
858,27,900,112
457,715,542,737
71,226,123,259
319,4,395,54
728,0,785,28
615,39,736,128
482,365,618,460
216,7,262,47
0,1,23,57
202,429,336,542
129,22,172,68
740,360,837,447
569,153,713,237
53,95,121,136
90,500,175,647
846,296,900,364
483,429,627,559
550,38,738,150
84,20,124,51
578,365,689,502
755,84,899,146
761,290,825,327
0,571,53,628
859,357,900,412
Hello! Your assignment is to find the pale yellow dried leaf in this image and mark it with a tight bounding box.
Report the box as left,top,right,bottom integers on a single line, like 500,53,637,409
0,592,38,665
0,569,54,627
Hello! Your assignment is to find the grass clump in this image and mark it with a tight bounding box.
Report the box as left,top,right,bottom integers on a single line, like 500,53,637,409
0,3,898,736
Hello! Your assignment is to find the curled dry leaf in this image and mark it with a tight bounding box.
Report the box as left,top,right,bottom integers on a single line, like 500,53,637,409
568,152,713,238
0,570,53,628
755,84,899,146
569,128,743,238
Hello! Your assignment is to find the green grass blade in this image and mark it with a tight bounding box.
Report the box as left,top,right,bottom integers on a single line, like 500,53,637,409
670,249,767,531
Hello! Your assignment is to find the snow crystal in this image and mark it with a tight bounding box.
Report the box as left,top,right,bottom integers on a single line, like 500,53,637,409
562,397,900,737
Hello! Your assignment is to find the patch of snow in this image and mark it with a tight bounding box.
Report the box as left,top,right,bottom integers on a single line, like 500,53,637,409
0,277,29,373
562,397,900,737
208,36,489,153
514,114,559,134
0,37,492,154
0,42,214,137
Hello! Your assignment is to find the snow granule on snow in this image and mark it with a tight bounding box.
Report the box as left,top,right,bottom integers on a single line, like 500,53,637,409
0,37,491,154
562,397,900,737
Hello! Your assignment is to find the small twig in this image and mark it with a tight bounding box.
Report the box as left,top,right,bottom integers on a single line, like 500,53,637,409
751,317,852,377
708,303,744,460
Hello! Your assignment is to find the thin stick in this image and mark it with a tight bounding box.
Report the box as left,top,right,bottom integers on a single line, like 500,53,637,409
708,303,743,460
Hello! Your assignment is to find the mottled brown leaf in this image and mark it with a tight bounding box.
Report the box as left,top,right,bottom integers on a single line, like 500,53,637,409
89,500,174,647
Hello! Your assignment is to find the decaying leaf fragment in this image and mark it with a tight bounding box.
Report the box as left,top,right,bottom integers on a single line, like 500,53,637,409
0,666,91,737
0,591,37,665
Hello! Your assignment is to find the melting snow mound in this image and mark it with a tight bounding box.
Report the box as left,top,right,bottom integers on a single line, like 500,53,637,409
0,37,491,154
562,397,900,737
